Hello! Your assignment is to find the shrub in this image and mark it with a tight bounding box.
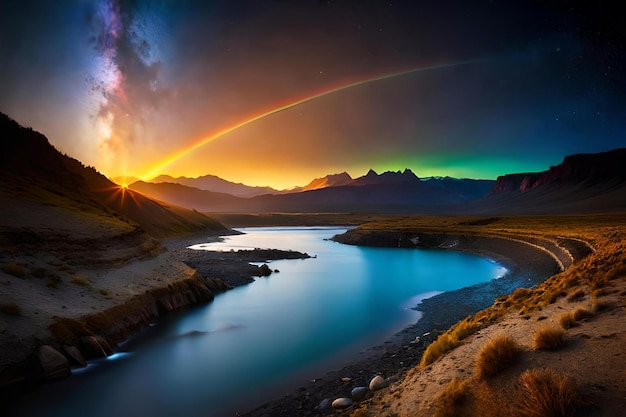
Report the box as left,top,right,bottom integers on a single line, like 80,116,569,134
515,368,580,417
533,326,565,350
3,262,27,278
421,317,482,367
436,378,471,417
421,333,457,367
572,307,592,321
558,312,578,329
475,334,521,379
0,302,21,315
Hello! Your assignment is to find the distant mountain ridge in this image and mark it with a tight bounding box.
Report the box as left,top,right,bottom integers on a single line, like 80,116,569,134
129,149,626,215
130,168,495,213
296,172,353,191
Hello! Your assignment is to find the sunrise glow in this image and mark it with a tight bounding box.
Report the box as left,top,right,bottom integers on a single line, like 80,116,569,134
140,60,481,182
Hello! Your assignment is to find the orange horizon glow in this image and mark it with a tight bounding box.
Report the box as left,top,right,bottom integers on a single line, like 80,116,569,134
138,59,483,182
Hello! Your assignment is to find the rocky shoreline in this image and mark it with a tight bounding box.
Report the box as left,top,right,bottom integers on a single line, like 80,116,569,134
0,232,310,399
241,228,583,416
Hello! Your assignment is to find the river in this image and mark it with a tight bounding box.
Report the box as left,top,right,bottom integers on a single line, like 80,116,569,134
10,227,506,416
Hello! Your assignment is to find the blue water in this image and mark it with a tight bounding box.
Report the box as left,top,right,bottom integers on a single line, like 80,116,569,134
12,227,506,417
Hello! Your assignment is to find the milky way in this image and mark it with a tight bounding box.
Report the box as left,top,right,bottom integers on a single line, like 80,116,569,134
1,1,625,188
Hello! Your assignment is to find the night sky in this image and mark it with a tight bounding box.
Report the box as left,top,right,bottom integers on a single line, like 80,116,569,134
1,1,625,188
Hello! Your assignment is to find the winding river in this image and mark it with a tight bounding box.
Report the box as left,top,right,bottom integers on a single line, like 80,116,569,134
11,227,507,417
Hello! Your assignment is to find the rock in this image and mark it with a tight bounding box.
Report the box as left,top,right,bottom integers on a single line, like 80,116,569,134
257,264,272,277
351,386,369,402
63,345,87,367
332,397,353,410
80,335,113,358
315,398,333,415
38,345,70,379
369,375,387,391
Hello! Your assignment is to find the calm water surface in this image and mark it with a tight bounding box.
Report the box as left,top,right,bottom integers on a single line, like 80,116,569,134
13,227,506,417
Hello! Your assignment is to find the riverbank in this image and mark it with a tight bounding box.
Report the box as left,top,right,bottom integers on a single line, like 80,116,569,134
242,220,582,416
341,216,626,417
0,229,309,397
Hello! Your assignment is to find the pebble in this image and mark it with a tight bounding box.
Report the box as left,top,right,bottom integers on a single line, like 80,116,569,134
332,397,353,410
369,375,387,391
351,386,369,402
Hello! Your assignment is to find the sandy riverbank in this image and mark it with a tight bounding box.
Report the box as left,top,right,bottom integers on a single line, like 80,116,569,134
242,226,582,416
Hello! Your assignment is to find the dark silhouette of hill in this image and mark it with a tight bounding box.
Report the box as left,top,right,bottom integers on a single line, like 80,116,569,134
149,174,281,197
468,149,626,214
0,113,228,237
130,169,495,213
129,180,246,212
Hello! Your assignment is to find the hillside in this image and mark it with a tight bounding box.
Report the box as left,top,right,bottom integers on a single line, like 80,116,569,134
0,114,231,386
0,113,228,238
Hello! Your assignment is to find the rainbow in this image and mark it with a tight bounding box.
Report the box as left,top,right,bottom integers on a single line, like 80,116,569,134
140,59,482,180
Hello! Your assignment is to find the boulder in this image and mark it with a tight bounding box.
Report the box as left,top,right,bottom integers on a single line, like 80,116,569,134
332,397,353,410
351,386,370,402
38,345,70,379
369,375,387,391
257,264,272,277
63,345,87,367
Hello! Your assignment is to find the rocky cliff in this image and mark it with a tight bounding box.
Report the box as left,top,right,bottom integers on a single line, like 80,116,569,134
491,148,626,193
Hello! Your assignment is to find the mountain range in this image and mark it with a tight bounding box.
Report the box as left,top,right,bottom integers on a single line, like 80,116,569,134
129,149,626,215
129,169,496,213
2,112,625,218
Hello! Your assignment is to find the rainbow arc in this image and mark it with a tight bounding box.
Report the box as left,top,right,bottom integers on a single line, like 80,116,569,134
140,59,482,180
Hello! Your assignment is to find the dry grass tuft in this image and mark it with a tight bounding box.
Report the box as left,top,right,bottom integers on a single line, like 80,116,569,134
475,334,521,379
558,312,578,329
421,333,458,367
559,307,592,329
436,378,471,417
533,326,565,350
572,307,592,321
515,368,581,417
